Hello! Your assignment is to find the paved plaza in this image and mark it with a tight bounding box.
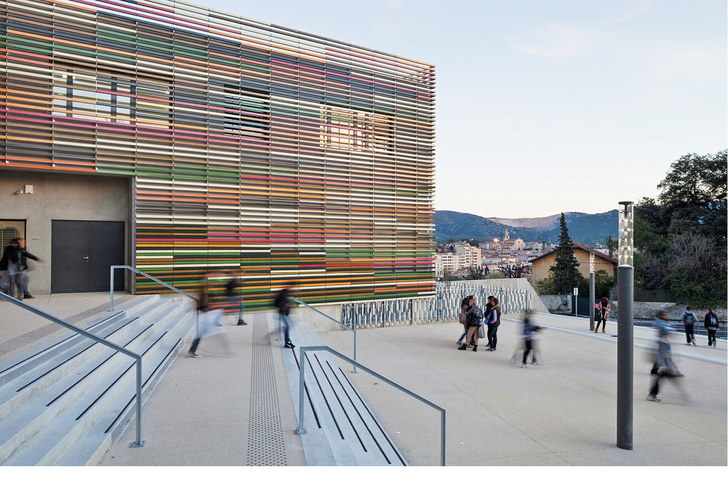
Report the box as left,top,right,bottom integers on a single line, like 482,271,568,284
1,293,725,479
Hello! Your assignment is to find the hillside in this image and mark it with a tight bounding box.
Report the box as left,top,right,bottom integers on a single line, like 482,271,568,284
436,210,619,247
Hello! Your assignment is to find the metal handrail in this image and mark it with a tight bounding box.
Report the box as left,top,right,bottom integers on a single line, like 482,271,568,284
291,296,358,372
0,291,145,448
294,345,446,466
110,265,198,311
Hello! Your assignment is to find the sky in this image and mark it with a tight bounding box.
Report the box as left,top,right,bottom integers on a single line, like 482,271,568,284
203,0,727,219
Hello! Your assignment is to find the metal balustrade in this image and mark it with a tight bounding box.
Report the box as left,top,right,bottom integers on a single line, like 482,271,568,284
342,281,533,329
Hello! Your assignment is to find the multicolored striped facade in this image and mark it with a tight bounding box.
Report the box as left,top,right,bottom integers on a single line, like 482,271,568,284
0,0,436,308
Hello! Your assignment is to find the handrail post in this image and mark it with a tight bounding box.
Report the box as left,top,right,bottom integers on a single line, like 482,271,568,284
131,356,146,447
294,348,308,435
110,266,116,312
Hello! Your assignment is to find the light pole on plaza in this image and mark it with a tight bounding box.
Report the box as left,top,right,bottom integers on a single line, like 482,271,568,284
617,201,635,450
589,252,595,331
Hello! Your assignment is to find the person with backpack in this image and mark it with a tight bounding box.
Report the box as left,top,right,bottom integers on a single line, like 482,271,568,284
704,308,719,347
458,296,483,352
681,306,698,346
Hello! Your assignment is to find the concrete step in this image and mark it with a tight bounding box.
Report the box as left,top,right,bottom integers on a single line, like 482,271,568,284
0,295,195,465
280,315,406,466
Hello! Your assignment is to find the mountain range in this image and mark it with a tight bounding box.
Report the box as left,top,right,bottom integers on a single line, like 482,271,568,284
435,210,619,247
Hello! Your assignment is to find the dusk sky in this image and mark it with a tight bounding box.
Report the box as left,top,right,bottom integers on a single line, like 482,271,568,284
205,0,726,219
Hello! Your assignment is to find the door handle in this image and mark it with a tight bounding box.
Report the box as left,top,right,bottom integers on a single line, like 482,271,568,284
82,256,90,261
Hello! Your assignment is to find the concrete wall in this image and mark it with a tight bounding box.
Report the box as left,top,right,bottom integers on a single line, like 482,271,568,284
611,302,726,322
0,170,132,295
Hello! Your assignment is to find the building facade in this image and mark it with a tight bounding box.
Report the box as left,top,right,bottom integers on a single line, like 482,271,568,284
0,0,436,309
529,243,617,284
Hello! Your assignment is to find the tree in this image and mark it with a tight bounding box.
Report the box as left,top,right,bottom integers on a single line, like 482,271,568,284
466,265,489,280
605,235,617,259
549,213,581,295
634,150,727,307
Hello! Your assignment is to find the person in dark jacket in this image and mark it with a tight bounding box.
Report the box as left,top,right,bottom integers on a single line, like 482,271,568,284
704,308,719,347
486,297,501,351
681,306,698,346
225,270,247,326
0,238,41,300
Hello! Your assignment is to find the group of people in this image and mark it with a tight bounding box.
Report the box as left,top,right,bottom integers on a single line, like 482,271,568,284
681,306,720,347
457,295,501,352
187,270,249,358
646,305,721,403
456,294,541,366
187,274,296,358
0,237,41,300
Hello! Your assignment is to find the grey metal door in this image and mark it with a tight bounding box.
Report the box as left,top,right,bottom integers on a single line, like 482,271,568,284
52,221,125,293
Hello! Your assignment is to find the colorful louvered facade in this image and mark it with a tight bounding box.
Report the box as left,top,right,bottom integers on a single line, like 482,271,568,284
0,0,436,308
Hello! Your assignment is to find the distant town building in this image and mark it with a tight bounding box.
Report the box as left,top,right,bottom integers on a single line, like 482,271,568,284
529,243,617,284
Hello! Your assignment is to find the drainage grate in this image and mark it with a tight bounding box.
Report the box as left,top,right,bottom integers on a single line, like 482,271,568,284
246,316,287,466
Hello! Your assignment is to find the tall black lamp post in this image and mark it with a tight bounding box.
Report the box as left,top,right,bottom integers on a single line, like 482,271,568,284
589,252,595,331
617,201,634,450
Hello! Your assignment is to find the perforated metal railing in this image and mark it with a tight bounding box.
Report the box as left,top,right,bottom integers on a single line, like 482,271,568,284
342,281,533,329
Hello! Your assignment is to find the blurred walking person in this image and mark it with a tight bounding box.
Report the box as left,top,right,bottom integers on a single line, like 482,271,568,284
704,308,719,347
188,272,224,358
519,311,542,367
647,311,687,402
275,284,295,348
226,270,247,326
0,238,41,300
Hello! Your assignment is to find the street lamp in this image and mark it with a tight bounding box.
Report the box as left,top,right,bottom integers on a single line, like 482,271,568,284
589,252,595,331
617,201,634,451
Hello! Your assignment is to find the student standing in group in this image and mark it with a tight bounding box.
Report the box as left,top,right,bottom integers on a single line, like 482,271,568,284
456,295,474,347
595,297,610,333
486,297,501,351
704,308,719,347
458,296,483,352
681,306,699,346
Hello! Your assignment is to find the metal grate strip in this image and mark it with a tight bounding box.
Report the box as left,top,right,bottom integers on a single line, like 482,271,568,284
246,316,287,466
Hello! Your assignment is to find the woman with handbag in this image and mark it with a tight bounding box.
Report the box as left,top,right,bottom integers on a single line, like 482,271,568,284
458,296,483,352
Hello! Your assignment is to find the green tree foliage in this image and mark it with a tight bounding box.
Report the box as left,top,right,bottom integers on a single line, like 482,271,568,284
635,150,727,307
549,213,581,295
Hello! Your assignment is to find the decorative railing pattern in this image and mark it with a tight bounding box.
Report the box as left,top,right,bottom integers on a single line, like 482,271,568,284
342,281,532,329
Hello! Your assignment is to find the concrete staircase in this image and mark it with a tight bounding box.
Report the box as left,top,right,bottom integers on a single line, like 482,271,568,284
280,317,407,466
0,295,196,466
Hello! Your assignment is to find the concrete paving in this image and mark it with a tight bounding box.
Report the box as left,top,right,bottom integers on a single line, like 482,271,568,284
1,293,726,477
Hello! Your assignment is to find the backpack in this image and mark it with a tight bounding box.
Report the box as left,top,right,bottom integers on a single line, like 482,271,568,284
683,312,696,325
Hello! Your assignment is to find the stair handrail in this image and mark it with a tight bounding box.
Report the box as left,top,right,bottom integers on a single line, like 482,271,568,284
110,265,198,312
290,296,358,372
294,345,446,466
0,291,146,448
